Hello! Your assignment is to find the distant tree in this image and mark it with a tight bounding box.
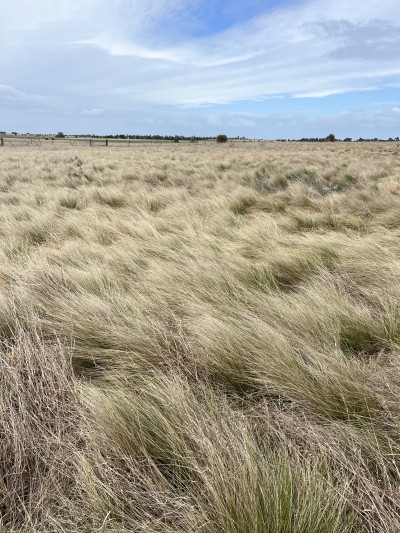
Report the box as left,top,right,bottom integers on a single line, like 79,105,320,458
343,137,352,142
325,133,336,142
216,134,228,143
56,131,65,138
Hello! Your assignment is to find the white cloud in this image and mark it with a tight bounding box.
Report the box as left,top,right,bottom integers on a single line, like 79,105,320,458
82,108,104,116
63,0,400,106
0,85,28,99
0,1,94,32
0,84,43,103
1,0,400,135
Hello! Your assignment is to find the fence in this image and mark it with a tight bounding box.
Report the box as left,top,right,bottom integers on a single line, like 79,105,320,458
0,136,223,147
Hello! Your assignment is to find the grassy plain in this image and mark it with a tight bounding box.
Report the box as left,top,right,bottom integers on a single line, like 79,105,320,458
1,141,400,531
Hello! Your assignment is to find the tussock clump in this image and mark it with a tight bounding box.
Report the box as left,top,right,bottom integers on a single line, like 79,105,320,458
0,328,81,531
94,188,127,208
230,192,258,214
91,373,354,533
59,190,87,210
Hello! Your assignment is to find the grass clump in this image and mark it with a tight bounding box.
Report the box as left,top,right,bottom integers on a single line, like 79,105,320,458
94,188,127,208
59,190,86,210
97,373,354,533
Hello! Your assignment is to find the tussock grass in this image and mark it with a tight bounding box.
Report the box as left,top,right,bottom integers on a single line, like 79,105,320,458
0,141,400,530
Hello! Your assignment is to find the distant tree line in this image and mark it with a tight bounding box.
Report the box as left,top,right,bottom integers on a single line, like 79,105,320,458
70,134,221,141
2,131,399,142
278,136,400,142
63,133,400,142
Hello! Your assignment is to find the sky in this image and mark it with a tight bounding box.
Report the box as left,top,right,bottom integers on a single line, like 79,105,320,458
1,0,400,139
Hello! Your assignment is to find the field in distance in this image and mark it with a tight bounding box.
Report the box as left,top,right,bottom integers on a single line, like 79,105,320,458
1,141,400,532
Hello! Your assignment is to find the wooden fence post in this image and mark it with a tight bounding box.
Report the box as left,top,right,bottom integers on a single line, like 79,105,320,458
0,137,4,147
89,139,93,147
106,139,108,147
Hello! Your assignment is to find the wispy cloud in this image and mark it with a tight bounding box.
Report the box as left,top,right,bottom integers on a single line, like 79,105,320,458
1,0,400,136
1,1,93,32
0,85,43,104
81,108,104,116
67,0,400,105
0,85,30,100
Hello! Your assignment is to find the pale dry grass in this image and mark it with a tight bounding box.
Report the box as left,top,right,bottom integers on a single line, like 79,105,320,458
0,141,400,530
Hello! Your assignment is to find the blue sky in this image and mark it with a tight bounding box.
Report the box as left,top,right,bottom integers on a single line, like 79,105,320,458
1,0,400,138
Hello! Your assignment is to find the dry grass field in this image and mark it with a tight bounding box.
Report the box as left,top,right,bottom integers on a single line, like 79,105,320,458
1,141,400,531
